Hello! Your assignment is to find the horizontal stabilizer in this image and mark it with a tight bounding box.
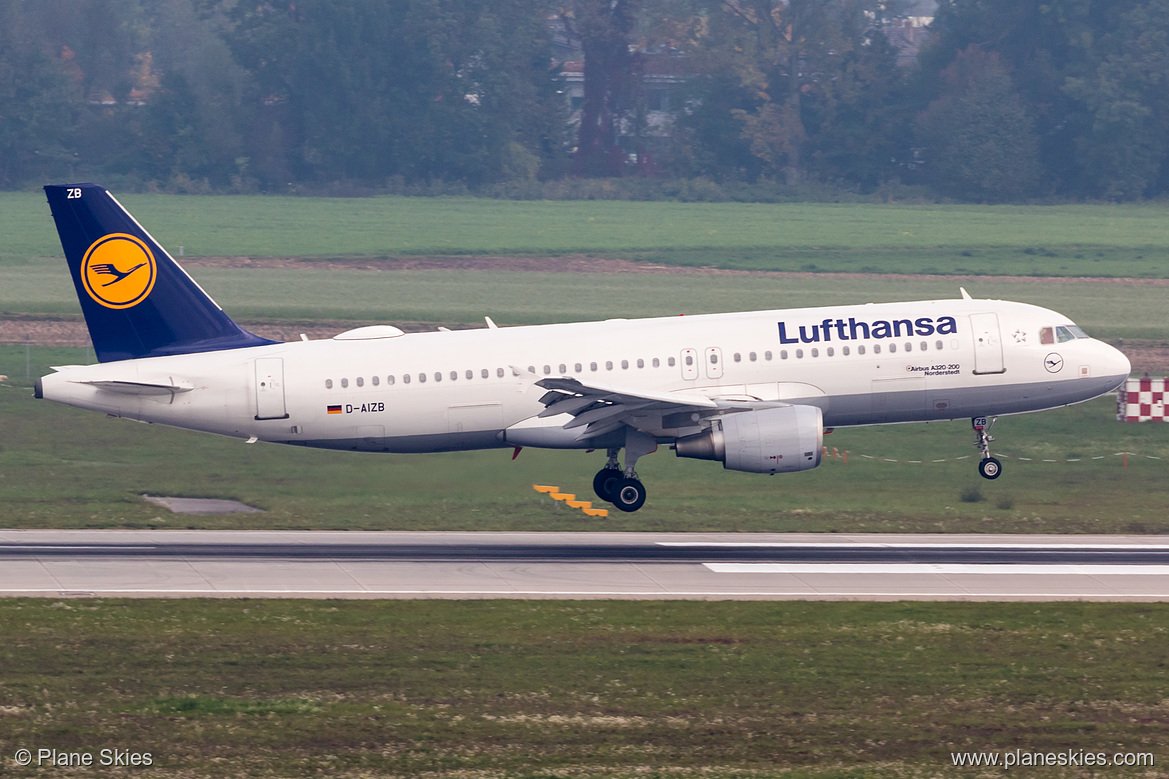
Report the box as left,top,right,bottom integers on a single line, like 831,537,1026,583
74,379,194,396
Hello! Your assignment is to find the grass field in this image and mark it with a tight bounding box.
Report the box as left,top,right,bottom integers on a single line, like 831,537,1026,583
3,346,1166,534
3,265,1168,341
5,191,1169,277
1,599,1167,778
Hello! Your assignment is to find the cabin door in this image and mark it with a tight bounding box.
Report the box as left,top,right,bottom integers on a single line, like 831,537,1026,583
970,313,1006,375
254,357,289,420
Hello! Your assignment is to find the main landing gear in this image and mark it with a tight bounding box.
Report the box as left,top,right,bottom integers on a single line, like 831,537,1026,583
592,429,657,512
972,416,1002,480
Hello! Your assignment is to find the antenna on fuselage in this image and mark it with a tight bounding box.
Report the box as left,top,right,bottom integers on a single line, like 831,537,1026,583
960,287,973,300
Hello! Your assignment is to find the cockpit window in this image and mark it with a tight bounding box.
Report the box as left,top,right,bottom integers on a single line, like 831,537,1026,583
1040,327,1054,345
1056,324,1087,342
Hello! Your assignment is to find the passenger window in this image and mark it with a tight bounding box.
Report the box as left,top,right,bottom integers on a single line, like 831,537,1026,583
827,347,834,357
710,353,718,364
843,346,850,356
637,358,644,368
466,370,473,380
764,351,772,361
920,341,927,351
325,379,333,389
796,349,803,358
749,352,757,362
621,360,629,369
434,372,441,382
811,348,819,358
888,343,896,353
543,365,551,375
591,362,598,372
606,361,613,370
418,373,426,383
668,357,676,367
733,353,741,362
935,340,943,350
403,374,411,384
528,365,535,373
781,350,788,360
652,358,660,368
496,368,505,378
559,364,566,374
575,363,582,373
450,371,458,381
858,345,866,355
372,376,380,386
388,375,395,385
341,378,349,388
685,355,693,366
1040,327,1054,345
357,377,364,387
874,345,881,354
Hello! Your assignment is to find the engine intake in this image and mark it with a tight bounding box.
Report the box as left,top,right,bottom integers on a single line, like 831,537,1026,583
674,405,823,474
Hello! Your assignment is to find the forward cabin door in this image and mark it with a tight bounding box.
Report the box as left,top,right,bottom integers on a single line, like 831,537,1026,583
254,357,289,419
970,313,1006,375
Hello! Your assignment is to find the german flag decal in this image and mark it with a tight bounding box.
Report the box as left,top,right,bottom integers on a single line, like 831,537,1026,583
327,405,343,415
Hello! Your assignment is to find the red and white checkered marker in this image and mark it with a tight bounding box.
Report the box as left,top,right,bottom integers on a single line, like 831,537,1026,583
1119,377,1168,422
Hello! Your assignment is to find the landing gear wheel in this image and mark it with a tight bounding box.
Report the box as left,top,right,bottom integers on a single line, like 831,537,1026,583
611,477,647,513
978,457,1002,480
593,468,624,502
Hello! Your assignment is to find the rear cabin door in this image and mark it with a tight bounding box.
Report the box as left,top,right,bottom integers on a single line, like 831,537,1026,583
254,357,289,419
970,313,1006,375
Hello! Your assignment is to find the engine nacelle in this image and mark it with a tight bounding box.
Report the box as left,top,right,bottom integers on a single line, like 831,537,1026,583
674,405,823,474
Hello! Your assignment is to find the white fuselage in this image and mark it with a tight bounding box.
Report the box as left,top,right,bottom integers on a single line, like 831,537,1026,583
39,298,1131,453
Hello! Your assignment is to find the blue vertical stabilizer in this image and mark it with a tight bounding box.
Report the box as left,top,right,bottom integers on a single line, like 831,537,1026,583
44,183,278,362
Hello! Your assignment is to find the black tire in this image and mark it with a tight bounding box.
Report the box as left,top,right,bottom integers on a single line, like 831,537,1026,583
611,477,647,512
593,468,623,502
978,457,1002,480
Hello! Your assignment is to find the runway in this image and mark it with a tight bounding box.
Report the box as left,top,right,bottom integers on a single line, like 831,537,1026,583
4,530,1169,600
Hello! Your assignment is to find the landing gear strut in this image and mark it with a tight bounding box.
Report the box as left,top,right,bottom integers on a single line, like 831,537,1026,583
592,429,657,512
972,416,1001,480
592,448,623,502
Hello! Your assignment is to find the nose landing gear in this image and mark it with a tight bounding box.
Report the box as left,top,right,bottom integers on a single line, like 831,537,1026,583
973,416,1001,480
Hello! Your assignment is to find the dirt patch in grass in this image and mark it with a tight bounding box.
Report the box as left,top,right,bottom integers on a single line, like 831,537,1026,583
184,253,1169,286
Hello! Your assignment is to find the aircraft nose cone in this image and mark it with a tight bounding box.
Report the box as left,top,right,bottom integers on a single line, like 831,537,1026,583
1103,342,1132,387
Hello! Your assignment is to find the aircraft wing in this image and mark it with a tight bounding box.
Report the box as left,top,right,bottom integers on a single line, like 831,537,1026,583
532,374,786,440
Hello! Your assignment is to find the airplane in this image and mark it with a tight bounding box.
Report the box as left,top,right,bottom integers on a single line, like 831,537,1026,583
36,183,1132,512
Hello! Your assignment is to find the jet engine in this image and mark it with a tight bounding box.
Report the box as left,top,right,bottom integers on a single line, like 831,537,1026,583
673,405,823,474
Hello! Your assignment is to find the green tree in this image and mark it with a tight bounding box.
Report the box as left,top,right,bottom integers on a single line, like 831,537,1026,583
228,0,564,186
1063,0,1169,199
675,0,905,187
0,0,79,187
914,46,1041,201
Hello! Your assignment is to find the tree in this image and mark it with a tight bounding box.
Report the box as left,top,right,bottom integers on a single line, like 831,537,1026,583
0,0,79,187
557,0,638,177
1063,0,1169,199
228,0,565,187
676,0,906,187
914,46,1041,201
